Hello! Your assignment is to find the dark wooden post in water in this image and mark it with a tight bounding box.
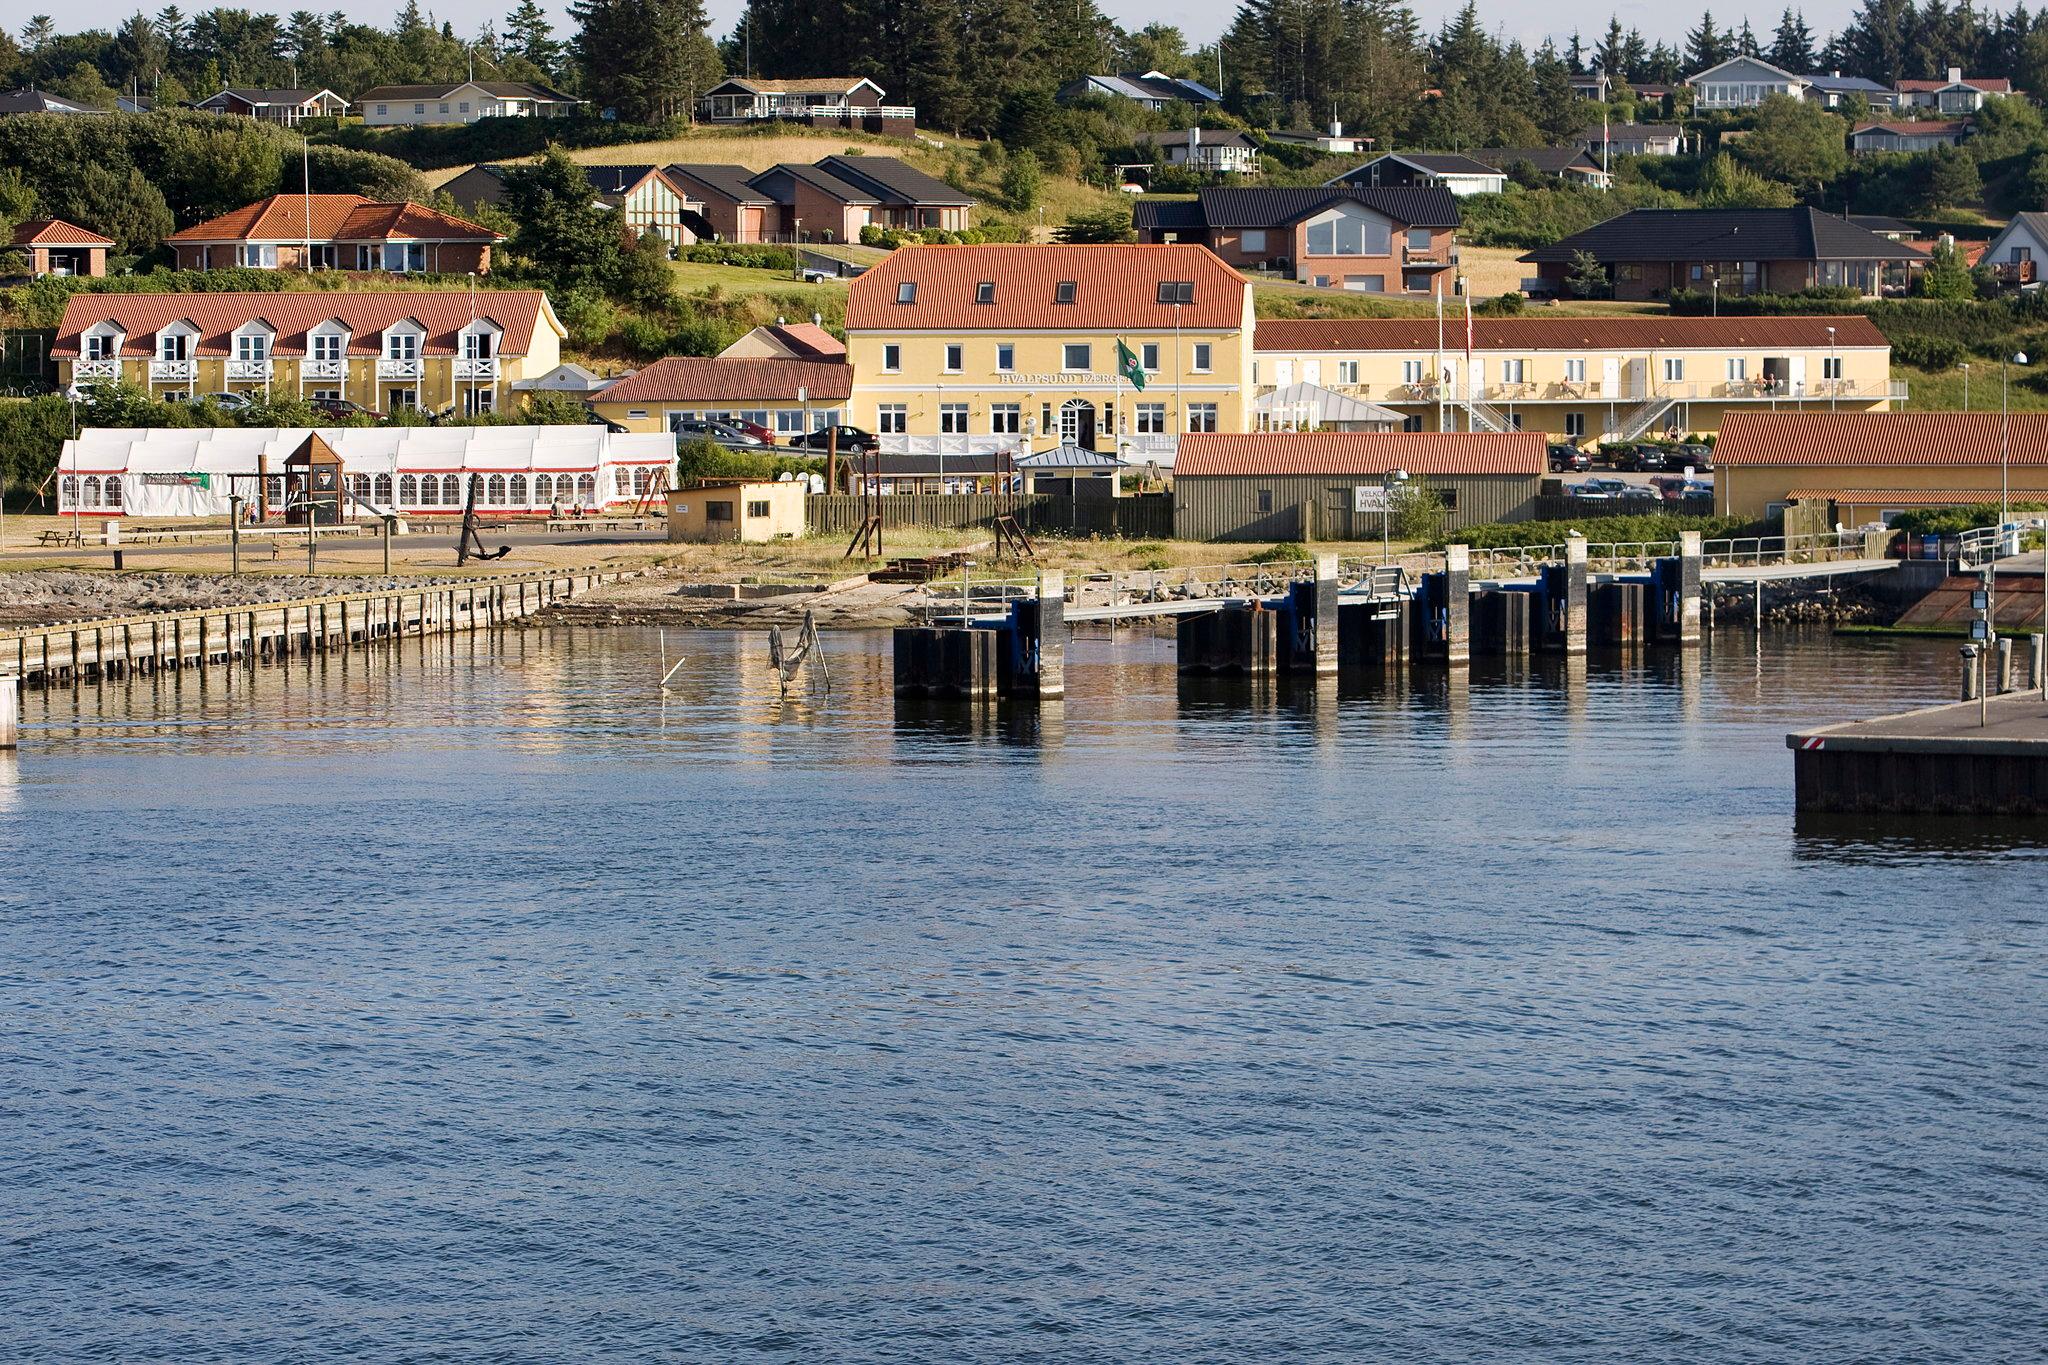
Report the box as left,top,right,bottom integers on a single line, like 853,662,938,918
1178,604,1279,675
893,626,998,698
1471,590,1531,657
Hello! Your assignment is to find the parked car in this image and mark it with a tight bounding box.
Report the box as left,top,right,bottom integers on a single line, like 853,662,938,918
197,391,253,411
1587,478,1629,496
308,396,383,422
1606,444,1645,471
672,418,769,449
1570,482,1616,500
1633,447,1675,472
787,424,877,453
1673,442,1714,472
1616,484,1661,502
726,416,776,444
1649,475,1689,500
1548,442,1590,473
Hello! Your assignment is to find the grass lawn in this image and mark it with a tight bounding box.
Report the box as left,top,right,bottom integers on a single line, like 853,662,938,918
667,258,848,299
1900,364,2048,412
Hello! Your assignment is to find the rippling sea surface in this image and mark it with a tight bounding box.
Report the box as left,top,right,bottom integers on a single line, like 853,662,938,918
2,625,2044,1362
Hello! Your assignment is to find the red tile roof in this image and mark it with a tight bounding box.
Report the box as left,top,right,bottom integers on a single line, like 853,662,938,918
765,322,845,358
596,357,852,404
1174,431,1545,477
53,291,558,358
11,218,116,247
1896,76,2011,91
1852,120,1972,136
167,194,500,243
1716,412,2048,466
1784,488,2048,503
848,244,1249,332
1255,315,1889,352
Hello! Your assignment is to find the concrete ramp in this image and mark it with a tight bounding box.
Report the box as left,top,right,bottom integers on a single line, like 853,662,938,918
1894,573,2047,630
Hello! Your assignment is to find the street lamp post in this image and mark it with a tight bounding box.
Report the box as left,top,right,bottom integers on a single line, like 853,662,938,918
2002,351,2028,535
1381,467,1410,564
1711,276,1719,317
1827,325,1838,412
1961,362,1971,412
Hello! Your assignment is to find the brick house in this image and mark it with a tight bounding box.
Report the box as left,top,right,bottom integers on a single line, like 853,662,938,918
9,219,114,277
1133,186,1460,295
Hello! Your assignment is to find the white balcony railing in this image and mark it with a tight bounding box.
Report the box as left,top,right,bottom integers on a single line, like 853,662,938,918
72,358,119,379
148,359,195,382
377,357,423,380
454,356,499,380
1265,377,1911,405
301,357,345,380
226,358,272,380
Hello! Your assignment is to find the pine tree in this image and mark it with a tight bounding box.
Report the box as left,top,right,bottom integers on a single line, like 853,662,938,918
1737,18,1760,55
1769,8,1816,71
1596,16,1627,77
21,15,55,51
506,0,562,77
1686,10,1727,70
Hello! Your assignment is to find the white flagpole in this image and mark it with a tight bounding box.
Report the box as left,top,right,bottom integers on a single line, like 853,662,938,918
1435,288,1445,434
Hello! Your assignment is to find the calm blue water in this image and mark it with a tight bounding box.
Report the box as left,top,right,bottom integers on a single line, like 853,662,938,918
1,627,2044,1362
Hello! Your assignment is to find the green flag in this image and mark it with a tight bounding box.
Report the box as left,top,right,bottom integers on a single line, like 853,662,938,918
1116,338,1147,391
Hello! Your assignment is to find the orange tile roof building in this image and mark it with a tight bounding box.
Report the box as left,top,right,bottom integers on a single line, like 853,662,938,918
1172,431,1545,538
589,357,854,438
54,290,564,417
846,243,1255,466
1252,314,1898,446
9,218,115,278
166,194,502,275
1714,411,2048,523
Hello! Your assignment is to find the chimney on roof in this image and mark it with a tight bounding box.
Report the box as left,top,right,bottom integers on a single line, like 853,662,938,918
1948,66,1963,84
1190,126,1200,152
1330,119,1343,138
1832,69,1842,78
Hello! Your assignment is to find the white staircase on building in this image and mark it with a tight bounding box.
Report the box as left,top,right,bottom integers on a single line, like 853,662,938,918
1607,396,1677,443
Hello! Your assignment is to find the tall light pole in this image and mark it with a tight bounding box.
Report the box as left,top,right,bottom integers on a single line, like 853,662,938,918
1827,326,1838,412
1711,276,1719,317
1961,362,1971,412
2002,351,2027,535
1381,467,1409,564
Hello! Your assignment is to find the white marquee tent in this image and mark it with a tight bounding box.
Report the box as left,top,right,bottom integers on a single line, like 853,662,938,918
56,426,678,518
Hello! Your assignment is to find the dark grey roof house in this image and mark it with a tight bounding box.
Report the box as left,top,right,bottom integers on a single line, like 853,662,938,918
1520,207,1930,300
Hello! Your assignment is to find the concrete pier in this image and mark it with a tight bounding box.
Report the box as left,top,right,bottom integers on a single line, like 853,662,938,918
1678,531,1704,645
1308,554,1339,677
1790,694,2048,814
1444,545,1470,668
1178,604,1280,675
1561,534,1588,655
0,674,15,750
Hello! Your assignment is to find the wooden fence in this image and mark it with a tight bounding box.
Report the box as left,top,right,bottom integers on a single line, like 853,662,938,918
806,493,1173,539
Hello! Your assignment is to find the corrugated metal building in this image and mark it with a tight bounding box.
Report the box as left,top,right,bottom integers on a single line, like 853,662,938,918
1172,431,1545,541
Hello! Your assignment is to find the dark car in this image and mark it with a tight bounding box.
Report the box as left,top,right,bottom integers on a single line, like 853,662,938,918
1548,442,1590,473
1605,444,1644,471
671,418,770,449
308,396,383,422
1634,447,1674,472
1672,442,1714,472
787,424,877,453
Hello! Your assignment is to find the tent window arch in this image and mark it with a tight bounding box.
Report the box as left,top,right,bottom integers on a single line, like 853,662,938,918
399,475,418,505
373,473,393,504
577,474,595,501
487,474,506,504
103,477,122,509
82,476,101,507
614,469,631,496
61,476,78,506
632,468,652,495
534,474,553,503
508,474,527,505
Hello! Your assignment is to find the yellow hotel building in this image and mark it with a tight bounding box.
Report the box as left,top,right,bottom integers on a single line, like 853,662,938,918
845,244,1254,466
1252,314,1899,446
53,291,565,417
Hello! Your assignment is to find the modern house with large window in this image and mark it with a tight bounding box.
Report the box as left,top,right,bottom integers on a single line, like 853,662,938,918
441,163,708,245
1055,71,1222,110
1895,69,2014,112
53,291,564,417
166,194,502,274
845,244,1254,467
1251,314,1899,446
1520,207,1928,301
1684,56,1814,108
1133,186,1460,295
356,81,581,125
696,77,913,134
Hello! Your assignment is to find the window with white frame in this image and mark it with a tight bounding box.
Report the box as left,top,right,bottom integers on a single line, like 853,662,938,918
877,404,907,434
1062,343,1091,371
1663,357,1685,382
1501,359,1527,384
1192,343,1212,372
1564,412,1585,437
386,331,419,361
995,343,1015,372
238,243,277,268
882,343,901,371
774,410,808,435
944,343,963,371
1401,359,1425,384
939,403,969,433
1336,360,1360,384
84,332,117,360
311,331,344,362
1136,402,1166,434
990,403,1021,434
1187,403,1218,432
235,331,269,362
1727,357,1747,382
1823,356,1844,379
1564,358,1586,383
1141,342,1160,370
464,389,495,415
157,331,188,361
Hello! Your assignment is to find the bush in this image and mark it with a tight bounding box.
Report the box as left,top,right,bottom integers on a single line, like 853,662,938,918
1476,290,1525,316
1247,541,1313,563
1889,502,2048,536
1428,512,1754,550
681,242,799,270
1892,333,1964,369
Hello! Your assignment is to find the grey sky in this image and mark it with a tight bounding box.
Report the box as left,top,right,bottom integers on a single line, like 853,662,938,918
39,1,1865,59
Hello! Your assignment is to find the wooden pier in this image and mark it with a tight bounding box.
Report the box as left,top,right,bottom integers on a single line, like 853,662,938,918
1,568,632,690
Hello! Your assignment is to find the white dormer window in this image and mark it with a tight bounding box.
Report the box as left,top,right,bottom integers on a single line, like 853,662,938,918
84,331,119,360
386,330,419,361
236,331,269,362
157,331,189,361
311,328,347,362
